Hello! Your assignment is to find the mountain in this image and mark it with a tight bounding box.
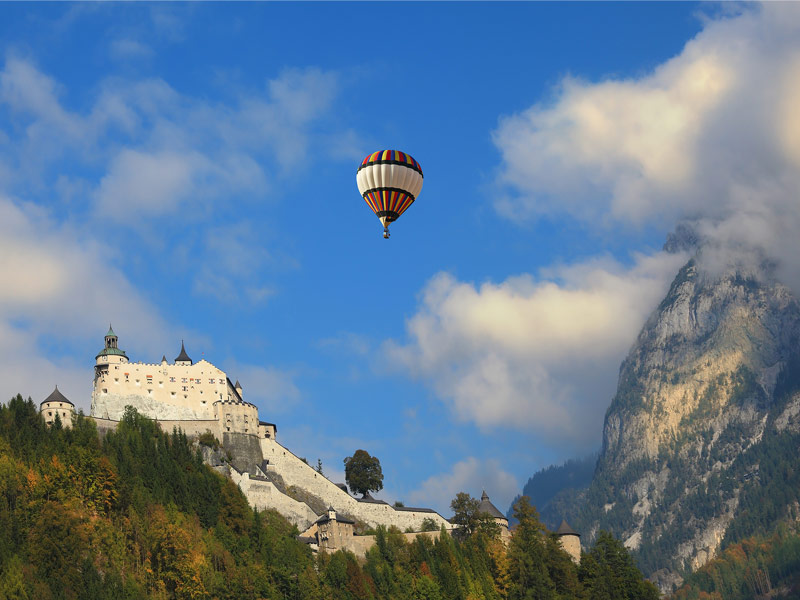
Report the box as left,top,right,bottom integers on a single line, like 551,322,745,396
506,453,597,528
548,254,800,593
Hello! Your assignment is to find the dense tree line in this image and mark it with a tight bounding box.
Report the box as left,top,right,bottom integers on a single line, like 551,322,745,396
0,394,657,599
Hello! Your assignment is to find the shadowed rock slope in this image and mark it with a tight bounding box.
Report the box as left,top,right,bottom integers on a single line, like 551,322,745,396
549,257,800,593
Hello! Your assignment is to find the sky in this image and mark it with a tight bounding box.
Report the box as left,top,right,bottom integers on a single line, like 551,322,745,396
2,2,800,517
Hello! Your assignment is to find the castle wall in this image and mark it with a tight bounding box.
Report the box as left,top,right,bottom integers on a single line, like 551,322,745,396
259,438,451,531
218,401,259,436
230,470,319,530
90,416,222,439
93,359,230,421
303,524,447,558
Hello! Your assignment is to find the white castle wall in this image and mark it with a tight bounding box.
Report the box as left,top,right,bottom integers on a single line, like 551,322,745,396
259,438,451,531
230,469,319,530
93,359,232,421
91,416,222,439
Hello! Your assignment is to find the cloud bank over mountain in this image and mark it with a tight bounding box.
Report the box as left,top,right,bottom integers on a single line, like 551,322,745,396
389,4,800,451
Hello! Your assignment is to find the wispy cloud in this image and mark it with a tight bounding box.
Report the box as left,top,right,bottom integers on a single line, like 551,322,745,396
408,457,519,517
224,361,303,415
109,38,154,60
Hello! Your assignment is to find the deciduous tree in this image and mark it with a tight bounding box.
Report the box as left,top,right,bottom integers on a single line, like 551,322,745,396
343,450,383,497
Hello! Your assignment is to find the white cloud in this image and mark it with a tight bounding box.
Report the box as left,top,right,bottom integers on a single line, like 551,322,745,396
0,195,174,409
408,457,519,517
0,58,344,222
386,251,687,450
493,3,800,259
386,4,800,450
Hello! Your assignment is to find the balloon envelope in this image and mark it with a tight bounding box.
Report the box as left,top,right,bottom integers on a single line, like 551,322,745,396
356,150,423,232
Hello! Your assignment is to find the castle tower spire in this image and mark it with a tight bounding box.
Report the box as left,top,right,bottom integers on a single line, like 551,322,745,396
175,340,193,366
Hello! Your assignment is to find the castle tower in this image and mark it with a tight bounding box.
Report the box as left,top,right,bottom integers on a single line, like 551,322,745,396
555,519,581,563
478,491,511,540
40,386,75,428
96,325,129,366
235,380,243,399
175,341,192,366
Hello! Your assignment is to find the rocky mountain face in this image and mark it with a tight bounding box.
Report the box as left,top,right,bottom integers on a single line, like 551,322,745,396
549,255,800,593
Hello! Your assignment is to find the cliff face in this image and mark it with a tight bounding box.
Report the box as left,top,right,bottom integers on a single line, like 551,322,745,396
564,257,800,592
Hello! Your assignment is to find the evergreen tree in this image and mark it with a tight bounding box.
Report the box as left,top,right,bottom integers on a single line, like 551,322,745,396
507,496,556,600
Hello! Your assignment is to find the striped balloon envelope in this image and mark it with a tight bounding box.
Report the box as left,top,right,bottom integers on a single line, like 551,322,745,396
356,150,423,238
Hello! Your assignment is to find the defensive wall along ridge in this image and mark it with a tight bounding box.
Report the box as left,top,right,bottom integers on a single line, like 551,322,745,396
85,328,453,534
41,327,584,563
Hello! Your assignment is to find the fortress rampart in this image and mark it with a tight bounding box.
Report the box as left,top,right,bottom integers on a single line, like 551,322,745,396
42,327,525,547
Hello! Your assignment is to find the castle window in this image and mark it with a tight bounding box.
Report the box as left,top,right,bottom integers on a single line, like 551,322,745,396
209,378,214,384
182,386,187,392
182,378,187,383
48,411,52,417
171,392,176,396
102,388,108,394
170,377,175,383
114,378,119,383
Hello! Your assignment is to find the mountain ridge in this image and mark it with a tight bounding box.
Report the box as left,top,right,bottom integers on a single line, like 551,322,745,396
518,252,800,592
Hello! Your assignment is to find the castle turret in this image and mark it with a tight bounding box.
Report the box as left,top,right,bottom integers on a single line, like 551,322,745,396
235,380,243,398
175,341,192,366
555,519,581,563
95,324,129,366
40,386,75,428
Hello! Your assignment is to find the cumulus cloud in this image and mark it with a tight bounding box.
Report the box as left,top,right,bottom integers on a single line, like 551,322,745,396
390,5,800,450
0,195,175,409
493,4,800,288
408,457,519,517
386,251,687,451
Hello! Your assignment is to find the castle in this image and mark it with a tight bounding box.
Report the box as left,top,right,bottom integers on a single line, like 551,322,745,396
90,326,275,440
40,327,581,561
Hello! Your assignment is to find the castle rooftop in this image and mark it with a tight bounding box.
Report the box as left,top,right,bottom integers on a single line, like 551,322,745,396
478,491,506,520
41,385,73,407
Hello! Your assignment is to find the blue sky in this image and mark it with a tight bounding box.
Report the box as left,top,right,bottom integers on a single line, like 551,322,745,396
3,2,800,516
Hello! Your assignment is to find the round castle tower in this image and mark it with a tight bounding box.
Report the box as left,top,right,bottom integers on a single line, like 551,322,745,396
555,519,581,563
40,385,75,428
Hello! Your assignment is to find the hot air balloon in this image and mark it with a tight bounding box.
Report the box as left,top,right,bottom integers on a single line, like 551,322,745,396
356,150,423,238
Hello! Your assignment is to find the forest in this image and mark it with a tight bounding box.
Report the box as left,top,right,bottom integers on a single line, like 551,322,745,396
0,394,659,599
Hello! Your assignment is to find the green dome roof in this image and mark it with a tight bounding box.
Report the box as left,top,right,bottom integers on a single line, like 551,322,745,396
96,347,128,359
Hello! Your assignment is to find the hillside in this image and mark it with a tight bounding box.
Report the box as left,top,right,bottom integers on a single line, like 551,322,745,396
0,395,658,599
548,253,800,592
